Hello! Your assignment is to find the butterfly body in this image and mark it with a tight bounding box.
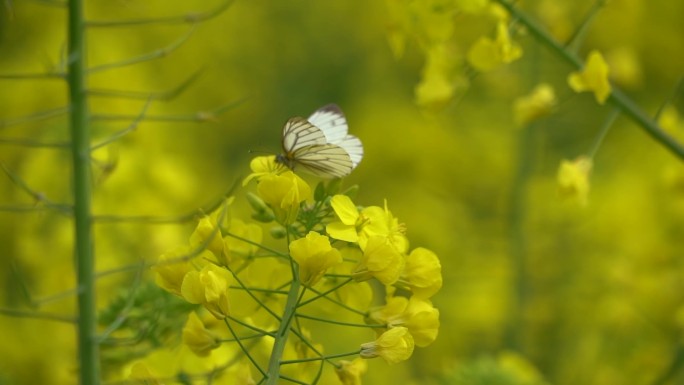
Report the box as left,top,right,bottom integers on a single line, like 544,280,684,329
277,104,363,178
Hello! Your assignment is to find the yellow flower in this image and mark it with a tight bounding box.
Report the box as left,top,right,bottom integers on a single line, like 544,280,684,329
557,156,593,206
335,358,368,385
352,236,404,285
567,50,611,104
242,155,287,186
360,327,414,364
326,195,364,242
415,44,463,110
402,247,442,299
362,201,409,253
289,231,342,287
368,296,440,348
190,214,225,263
182,312,221,357
153,246,193,296
257,171,311,224
327,195,408,253
181,264,233,319
513,83,557,127
467,20,522,71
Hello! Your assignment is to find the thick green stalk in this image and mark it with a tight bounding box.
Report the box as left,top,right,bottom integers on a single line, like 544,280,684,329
495,0,684,161
265,271,301,385
67,0,99,384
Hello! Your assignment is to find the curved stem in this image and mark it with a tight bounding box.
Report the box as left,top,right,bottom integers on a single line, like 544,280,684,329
495,0,684,161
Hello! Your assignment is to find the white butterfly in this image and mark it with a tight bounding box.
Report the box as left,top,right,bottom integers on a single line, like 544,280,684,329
276,104,363,178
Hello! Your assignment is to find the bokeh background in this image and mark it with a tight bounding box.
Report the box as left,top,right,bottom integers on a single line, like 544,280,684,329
1,0,684,384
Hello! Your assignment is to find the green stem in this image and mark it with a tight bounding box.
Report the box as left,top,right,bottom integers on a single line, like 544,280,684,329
495,0,684,161
504,121,536,351
280,350,361,365
588,108,620,158
68,0,99,384
265,264,302,385
295,313,384,329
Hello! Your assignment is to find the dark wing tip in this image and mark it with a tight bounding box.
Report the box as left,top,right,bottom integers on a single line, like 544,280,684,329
317,103,344,116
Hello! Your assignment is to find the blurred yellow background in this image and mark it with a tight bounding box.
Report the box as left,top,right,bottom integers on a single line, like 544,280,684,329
1,0,684,384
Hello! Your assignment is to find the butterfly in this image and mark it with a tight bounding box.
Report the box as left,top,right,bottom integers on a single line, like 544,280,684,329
276,104,363,178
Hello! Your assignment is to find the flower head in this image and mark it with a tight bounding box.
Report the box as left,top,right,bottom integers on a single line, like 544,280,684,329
557,156,593,206
190,214,225,263
513,83,557,127
243,155,287,186
326,195,363,243
568,50,611,104
257,171,311,224
402,247,442,299
362,201,409,253
181,264,233,319
368,297,440,347
352,236,404,285
289,231,342,287
467,20,522,71
335,358,368,385
360,327,414,364
153,246,193,296
182,312,221,357
415,43,465,110
327,196,408,253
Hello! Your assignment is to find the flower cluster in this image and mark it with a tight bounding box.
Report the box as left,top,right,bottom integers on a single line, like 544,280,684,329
147,155,442,385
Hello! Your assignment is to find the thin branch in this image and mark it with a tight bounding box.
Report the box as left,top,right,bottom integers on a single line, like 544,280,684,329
305,286,367,317
0,307,76,323
295,313,381,329
588,108,620,158
0,106,70,129
223,318,267,377
87,69,203,100
10,259,38,309
280,351,361,365
0,162,73,215
86,0,235,28
0,204,63,212
90,97,152,150
90,96,249,123
564,0,608,54
297,277,352,308
0,72,65,80
654,76,684,121
0,137,70,148
87,25,196,74
96,261,146,343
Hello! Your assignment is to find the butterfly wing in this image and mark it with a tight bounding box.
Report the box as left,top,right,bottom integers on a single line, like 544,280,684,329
335,135,363,168
291,144,354,178
307,104,349,143
279,105,362,178
308,104,363,170
282,117,328,153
